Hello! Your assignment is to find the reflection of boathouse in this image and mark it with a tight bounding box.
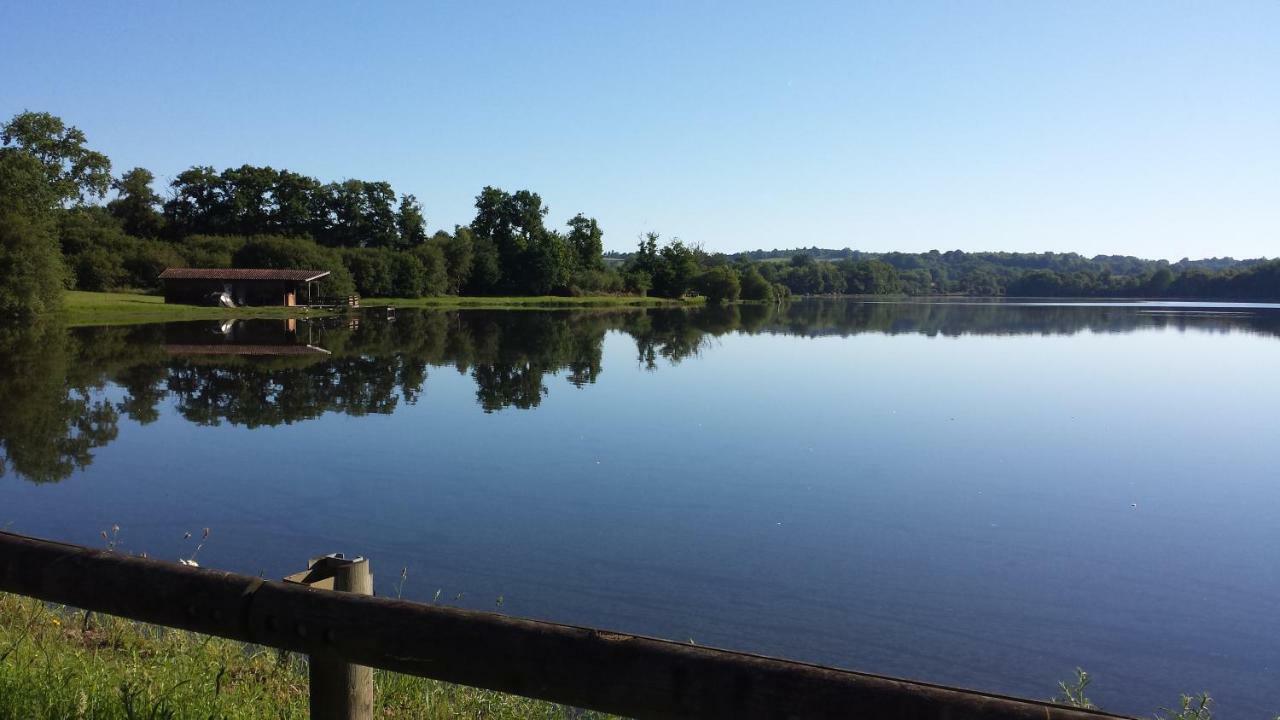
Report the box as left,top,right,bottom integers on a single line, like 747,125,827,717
158,268,331,307
163,319,330,357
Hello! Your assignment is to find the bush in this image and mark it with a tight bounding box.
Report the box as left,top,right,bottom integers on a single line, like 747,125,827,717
696,266,741,304
73,246,126,291
411,244,449,296
623,270,652,296
341,248,396,297
570,269,624,295
233,236,355,297
739,266,774,302
176,235,246,269
122,239,184,288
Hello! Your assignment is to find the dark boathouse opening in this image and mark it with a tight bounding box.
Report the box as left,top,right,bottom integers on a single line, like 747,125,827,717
158,268,331,307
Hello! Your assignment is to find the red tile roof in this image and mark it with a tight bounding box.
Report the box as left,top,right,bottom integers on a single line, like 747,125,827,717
158,268,331,282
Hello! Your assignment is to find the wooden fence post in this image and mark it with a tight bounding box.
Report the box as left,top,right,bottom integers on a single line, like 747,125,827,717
286,554,374,720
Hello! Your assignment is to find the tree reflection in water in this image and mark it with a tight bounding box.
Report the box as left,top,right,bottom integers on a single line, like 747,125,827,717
1,300,1278,482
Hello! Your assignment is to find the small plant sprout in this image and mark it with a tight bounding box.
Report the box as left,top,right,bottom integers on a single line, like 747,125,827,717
495,595,504,609
395,567,408,599
1052,668,1095,709
1156,692,1213,720
432,589,442,604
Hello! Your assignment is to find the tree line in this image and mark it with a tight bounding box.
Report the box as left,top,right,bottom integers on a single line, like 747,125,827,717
3,109,1277,318
0,110,757,312
610,247,1280,300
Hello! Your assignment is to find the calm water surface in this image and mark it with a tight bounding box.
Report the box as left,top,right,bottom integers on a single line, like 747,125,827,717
1,299,1278,716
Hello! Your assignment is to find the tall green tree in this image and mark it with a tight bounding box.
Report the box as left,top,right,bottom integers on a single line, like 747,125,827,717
0,150,65,315
108,167,164,238
1,111,111,205
396,194,427,248
565,214,604,271
323,180,398,248
164,166,227,237
435,227,474,295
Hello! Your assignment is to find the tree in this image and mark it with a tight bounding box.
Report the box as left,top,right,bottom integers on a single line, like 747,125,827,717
0,150,65,316
271,170,325,238
342,248,397,296
396,194,428,248
410,243,449,296
108,167,164,238
435,227,474,295
466,233,502,294
57,207,131,290
841,259,902,295
388,251,429,297
164,166,226,237
220,164,282,236
697,266,741,304
739,265,775,302
524,232,573,295
1145,267,1175,296
565,214,604,271
321,180,398,248
1,111,111,205
470,186,569,294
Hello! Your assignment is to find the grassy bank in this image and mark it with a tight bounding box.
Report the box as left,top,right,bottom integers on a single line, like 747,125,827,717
0,593,615,720
58,291,328,327
55,291,700,327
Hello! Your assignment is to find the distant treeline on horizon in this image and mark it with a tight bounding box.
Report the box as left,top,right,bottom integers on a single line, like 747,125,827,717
3,110,1278,318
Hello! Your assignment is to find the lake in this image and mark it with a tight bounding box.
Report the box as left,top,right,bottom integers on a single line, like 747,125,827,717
1,299,1278,717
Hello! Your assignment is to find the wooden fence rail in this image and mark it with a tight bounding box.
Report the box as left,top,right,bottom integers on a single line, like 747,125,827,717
0,531,1131,720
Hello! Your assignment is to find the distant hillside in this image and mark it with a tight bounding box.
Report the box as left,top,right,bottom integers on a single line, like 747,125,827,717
604,247,1278,300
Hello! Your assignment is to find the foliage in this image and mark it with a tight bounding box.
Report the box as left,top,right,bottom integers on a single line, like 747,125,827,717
566,213,605,271
627,233,702,299
468,186,598,295
108,167,164,238
696,266,741,304
1155,694,1214,720
840,259,901,295
1,110,111,204
7,109,1279,306
1052,668,1096,709
0,150,65,316
232,236,356,297
739,265,775,302
0,592,617,720
395,193,428,247
1049,668,1247,720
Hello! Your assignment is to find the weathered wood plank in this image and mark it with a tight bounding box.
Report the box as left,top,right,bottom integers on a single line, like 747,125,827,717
0,531,1131,720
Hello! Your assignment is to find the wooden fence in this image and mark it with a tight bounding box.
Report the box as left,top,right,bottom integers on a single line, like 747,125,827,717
0,530,1132,720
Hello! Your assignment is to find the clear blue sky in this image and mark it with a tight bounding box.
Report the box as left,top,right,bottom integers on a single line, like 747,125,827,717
3,1,1276,259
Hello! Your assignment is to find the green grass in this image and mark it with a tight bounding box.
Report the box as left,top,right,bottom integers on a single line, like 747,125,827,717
0,593,617,720
54,291,701,327
58,291,331,327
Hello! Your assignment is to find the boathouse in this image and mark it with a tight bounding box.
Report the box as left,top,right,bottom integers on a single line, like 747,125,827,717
158,268,331,307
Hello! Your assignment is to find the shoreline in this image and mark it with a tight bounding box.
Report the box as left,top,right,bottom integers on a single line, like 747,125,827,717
55,291,702,327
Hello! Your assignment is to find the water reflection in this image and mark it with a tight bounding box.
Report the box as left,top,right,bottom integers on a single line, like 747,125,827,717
1,300,1278,483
